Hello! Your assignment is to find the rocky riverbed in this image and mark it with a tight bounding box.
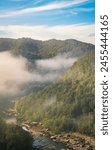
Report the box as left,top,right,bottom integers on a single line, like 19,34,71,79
4,109,95,150
23,122,95,150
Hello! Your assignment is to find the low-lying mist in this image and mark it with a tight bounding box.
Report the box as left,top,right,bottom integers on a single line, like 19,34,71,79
36,55,76,71
0,52,37,96
0,51,77,99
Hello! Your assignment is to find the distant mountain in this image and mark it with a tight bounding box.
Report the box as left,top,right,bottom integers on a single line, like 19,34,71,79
0,38,94,60
0,38,15,52
16,51,95,136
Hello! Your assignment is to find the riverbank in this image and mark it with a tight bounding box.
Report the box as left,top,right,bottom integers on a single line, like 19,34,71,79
26,122,95,150
4,109,94,150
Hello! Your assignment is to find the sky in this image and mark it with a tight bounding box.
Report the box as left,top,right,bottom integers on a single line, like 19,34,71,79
0,0,95,44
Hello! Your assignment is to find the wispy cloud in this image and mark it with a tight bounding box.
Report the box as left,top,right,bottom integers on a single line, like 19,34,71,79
72,7,94,13
0,24,95,44
32,0,45,5
0,0,88,18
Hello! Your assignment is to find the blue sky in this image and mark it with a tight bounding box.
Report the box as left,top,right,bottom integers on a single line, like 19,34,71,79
0,0,95,44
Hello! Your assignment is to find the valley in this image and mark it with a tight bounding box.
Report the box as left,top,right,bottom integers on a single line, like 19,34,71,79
0,38,95,150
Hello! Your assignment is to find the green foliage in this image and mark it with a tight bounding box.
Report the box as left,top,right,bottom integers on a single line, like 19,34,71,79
76,113,95,136
16,51,95,136
11,38,41,60
0,118,33,150
39,39,94,58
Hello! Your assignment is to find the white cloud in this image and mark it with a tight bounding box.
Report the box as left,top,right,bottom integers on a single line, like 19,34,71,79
0,0,88,18
0,24,95,44
36,55,77,70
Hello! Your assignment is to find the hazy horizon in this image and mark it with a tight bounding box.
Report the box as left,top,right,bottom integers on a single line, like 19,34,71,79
0,37,95,45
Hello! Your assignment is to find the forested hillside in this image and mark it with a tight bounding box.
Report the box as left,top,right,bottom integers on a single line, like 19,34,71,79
16,51,95,136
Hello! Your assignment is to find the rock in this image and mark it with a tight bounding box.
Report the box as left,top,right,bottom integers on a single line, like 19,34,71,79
39,122,42,126
31,122,38,126
87,145,94,150
64,139,69,143
66,134,71,138
45,128,49,132
63,135,69,140
50,135,57,140
79,138,85,147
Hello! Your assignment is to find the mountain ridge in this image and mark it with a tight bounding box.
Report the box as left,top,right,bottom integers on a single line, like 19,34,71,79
0,38,94,60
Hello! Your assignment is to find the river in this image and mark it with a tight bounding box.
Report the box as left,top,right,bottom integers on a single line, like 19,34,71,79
33,136,69,150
